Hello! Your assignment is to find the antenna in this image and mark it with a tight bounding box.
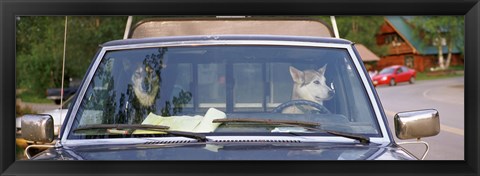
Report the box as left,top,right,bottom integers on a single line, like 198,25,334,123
59,16,68,138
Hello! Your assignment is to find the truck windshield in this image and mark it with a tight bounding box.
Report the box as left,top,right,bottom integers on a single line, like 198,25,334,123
68,45,380,139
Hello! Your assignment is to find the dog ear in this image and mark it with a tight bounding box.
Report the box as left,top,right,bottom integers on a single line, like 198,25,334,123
289,66,304,84
318,64,327,75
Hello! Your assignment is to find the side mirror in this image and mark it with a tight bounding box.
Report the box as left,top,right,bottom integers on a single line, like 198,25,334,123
21,114,54,143
394,109,440,140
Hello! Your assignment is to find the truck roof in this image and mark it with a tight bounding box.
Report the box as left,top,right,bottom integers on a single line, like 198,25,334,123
128,17,335,38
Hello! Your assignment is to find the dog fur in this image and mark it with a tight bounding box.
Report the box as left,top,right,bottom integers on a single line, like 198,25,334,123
282,65,334,114
132,65,160,107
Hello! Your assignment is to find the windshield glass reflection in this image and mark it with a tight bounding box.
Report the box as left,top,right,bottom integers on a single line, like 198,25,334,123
69,45,380,139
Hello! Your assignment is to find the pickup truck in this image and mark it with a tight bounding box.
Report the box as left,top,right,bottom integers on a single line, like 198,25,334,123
21,18,440,160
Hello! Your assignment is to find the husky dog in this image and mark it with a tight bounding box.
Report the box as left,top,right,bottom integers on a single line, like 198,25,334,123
132,65,160,107
283,65,335,113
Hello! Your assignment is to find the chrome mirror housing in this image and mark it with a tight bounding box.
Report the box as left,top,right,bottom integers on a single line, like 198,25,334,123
394,109,440,140
21,114,54,143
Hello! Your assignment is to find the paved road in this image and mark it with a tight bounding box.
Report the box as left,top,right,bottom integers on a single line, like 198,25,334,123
375,76,464,160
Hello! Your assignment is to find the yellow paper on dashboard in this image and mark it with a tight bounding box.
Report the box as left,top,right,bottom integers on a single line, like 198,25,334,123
133,113,202,134
193,107,226,132
133,108,226,134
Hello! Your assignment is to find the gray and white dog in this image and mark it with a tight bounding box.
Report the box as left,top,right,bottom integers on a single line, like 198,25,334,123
282,65,335,113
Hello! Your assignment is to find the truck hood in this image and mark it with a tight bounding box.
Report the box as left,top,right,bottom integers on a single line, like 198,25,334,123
32,142,416,160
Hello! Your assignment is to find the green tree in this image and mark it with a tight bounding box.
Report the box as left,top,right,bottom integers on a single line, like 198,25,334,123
16,16,126,96
317,16,388,57
65,17,126,79
16,16,66,92
410,16,464,70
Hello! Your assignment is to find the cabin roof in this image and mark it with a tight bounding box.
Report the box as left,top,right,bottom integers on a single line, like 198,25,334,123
384,16,461,55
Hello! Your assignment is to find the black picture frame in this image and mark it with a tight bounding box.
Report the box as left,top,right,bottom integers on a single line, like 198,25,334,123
1,0,478,176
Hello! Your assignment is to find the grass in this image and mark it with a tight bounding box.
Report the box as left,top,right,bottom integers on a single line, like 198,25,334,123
416,70,464,81
448,65,465,71
17,89,52,104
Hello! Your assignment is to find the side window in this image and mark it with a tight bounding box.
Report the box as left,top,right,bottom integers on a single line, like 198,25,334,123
269,63,293,108
173,63,193,108
396,68,402,74
198,63,226,111
233,63,264,111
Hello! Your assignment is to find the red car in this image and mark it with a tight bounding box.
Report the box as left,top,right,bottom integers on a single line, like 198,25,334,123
372,65,416,86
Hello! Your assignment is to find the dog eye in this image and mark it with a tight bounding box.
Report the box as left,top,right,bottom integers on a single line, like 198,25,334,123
313,80,320,84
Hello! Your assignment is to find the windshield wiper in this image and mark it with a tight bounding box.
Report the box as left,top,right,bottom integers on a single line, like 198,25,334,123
74,124,170,131
73,124,209,142
213,118,321,127
212,118,370,144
